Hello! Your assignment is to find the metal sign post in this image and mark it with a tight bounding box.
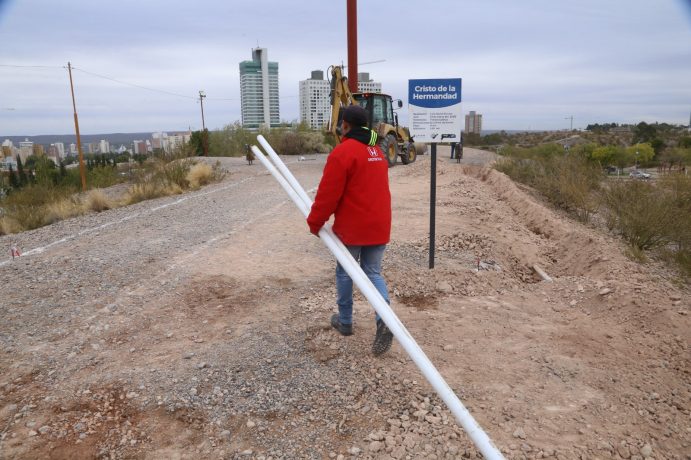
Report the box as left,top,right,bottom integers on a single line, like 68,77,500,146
429,143,437,268
408,78,463,269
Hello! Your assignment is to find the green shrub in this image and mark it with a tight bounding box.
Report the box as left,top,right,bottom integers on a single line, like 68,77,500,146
602,181,676,250
495,153,601,222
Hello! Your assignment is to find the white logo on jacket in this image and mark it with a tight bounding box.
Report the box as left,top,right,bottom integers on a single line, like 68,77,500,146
367,147,379,157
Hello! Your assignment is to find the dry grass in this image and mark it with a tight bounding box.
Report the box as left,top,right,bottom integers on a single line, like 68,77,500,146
1,158,226,235
186,162,213,188
0,217,22,235
44,199,84,224
124,182,183,205
84,189,112,213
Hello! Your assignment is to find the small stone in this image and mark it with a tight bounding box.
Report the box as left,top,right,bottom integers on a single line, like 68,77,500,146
189,388,197,396
246,420,256,428
442,344,455,352
165,332,173,338
196,362,208,369
38,426,50,434
369,440,382,452
617,443,631,459
348,446,361,455
599,288,613,296
183,352,194,359
512,427,526,439
28,430,37,437
640,444,652,457
220,430,231,439
437,281,453,293
240,450,253,456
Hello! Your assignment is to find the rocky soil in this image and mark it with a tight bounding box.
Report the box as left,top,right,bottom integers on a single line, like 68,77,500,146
0,148,688,459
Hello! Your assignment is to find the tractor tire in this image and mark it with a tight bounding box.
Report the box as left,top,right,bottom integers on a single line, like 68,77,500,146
378,133,398,167
401,142,417,165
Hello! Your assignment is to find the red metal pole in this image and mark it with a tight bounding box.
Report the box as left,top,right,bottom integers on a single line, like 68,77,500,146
347,0,358,93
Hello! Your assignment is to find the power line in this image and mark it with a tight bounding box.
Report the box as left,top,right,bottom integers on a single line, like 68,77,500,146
1,63,297,104
0,64,62,69
71,66,198,100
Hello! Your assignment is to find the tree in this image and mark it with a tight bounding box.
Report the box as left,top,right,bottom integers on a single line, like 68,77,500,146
633,122,658,143
189,130,205,156
33,156,57,186
8,164,20,189
591,145,624,166
626,143,655,166
16,155,28,186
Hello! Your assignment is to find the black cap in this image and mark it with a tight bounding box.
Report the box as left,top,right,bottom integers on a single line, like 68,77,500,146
342,105,368,127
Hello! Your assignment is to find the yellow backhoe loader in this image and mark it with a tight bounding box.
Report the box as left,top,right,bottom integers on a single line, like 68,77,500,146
328,65,422,167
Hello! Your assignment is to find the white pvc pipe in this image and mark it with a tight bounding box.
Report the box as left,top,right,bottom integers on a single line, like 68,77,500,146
533,264,553,282
251,141,505,460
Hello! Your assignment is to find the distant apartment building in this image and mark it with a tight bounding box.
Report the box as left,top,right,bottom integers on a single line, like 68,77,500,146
99,140,110,154
54,142,65,159
1,155,17,172
32,144,45,157
47,145,60,164
299,70,331,130
69,143,77,155
239,48,280,129
2,139,14,158
167,132,191,152
465,111,482,135
133,140,147,155
357,72,382,94
150,132,190,153
18,139,33,162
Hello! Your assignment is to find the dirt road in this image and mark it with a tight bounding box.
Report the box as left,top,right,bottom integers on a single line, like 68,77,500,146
0,148,688,459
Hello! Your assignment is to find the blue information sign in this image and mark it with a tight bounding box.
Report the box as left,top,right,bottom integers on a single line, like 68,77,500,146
408,78,462,143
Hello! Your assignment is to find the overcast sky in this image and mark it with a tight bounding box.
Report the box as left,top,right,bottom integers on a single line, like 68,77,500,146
1,0,690,136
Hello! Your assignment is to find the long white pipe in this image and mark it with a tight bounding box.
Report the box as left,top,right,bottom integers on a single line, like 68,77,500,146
251,141,504,460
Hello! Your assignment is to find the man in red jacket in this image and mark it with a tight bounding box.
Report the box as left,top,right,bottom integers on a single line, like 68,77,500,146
307,105,394,356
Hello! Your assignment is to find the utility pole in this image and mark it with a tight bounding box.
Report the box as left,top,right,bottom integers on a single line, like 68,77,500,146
67,62,87,191
565,115,573,131
346,0,358,93
199,90,208,156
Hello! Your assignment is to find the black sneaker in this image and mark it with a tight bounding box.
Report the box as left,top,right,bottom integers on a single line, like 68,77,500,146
330,314,353,336
372,319,393,356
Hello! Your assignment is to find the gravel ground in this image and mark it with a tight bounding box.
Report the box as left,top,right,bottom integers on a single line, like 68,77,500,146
0,149,688,459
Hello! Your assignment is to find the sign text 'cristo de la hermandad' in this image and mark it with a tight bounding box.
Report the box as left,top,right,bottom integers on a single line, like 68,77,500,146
411,84,460,101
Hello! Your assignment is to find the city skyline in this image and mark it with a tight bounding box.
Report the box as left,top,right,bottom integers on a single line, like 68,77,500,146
1,0,690,135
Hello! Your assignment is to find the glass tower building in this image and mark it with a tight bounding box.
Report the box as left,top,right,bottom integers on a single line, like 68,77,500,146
239,48,280,129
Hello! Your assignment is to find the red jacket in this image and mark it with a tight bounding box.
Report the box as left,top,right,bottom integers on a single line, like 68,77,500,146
307,131,391,245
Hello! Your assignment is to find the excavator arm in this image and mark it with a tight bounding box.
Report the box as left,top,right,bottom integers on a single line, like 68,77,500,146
328,65,354,141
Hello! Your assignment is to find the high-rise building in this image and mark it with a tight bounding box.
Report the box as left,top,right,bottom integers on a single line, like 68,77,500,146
99,140,110,154
239,48,279,129
299,70,331,130
69,143,77,155
18,138,33,162
357,72,382,94
53,142,65,159
2,139,13,158
465,111,482,135
133,140,146,155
